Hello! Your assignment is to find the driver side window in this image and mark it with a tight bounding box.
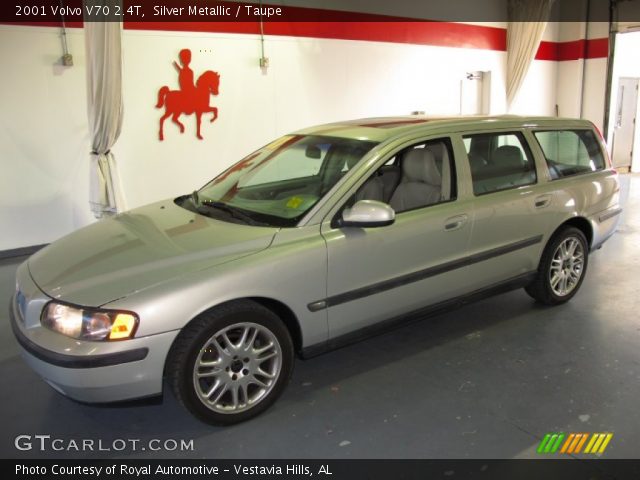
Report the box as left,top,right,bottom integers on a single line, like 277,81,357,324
350,138,457,213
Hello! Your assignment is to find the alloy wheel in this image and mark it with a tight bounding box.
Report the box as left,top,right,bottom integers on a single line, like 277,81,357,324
192,322,282,414
549,236,585,297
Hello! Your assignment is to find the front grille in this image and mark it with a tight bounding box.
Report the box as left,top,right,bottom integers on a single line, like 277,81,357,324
15,290,26,324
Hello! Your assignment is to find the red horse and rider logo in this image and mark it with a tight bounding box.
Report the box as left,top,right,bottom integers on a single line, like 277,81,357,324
156,48,221,141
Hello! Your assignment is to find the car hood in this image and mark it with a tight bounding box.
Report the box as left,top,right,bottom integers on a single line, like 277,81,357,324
28,199,279,306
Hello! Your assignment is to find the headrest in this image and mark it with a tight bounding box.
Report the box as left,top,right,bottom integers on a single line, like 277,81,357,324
425,142,444,160
468,153,487,173
492,145,523,170
402,149,441,186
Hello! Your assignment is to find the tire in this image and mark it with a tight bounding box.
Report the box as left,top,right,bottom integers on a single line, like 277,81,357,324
525,226,589,305
167,300,294,426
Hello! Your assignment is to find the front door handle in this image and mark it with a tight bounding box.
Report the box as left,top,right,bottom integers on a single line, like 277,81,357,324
534,194,552,209
444,214,468,231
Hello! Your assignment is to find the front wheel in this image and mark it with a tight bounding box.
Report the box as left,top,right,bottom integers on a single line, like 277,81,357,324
167,301,294,425
525,226,589,305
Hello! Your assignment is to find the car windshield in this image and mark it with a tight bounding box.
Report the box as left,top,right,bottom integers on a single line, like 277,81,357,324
179,134,378,227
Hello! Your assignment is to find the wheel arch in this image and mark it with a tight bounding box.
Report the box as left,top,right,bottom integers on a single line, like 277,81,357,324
247,296,303,355
526,215,592,305
550,216,593,249
163,296,299,424
164,296,304,380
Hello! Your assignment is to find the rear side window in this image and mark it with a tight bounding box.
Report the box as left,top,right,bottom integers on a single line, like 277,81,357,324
533,130,606,179
463,132,537,195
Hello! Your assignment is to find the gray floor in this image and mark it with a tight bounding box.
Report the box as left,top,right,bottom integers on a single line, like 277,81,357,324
1,175,638,460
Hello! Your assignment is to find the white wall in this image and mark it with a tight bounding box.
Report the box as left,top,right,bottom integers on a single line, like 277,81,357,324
606,31,640,172
509,60,558,115
507,21,559,116
0,26,93,251
0,22,561,250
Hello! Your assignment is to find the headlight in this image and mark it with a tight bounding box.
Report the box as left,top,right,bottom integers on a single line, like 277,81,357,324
41,302,138,341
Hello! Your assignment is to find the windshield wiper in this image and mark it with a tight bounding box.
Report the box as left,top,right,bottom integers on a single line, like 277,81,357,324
199,200,268,226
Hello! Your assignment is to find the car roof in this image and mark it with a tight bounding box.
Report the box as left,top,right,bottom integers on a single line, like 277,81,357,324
293,115,595,143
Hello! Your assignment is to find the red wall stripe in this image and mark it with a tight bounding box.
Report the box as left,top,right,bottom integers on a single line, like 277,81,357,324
558,38,609,60
2,19,607,61
536,38,609,61
535,41,559,61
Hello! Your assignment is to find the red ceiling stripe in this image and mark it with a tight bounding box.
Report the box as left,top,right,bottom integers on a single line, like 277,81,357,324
123,21,609,60
262,21,507,51
2,19,607,60
535,38,608,61
124,21,259,35
124,20,507,51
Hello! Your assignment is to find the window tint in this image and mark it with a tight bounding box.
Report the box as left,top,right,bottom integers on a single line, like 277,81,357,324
349,137,457,213
463,132,537,195
533,130,605,179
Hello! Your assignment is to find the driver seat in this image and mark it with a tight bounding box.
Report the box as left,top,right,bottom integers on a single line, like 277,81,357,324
389,149,441,212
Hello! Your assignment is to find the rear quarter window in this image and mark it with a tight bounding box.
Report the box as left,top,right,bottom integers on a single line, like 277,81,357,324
533,129,606,179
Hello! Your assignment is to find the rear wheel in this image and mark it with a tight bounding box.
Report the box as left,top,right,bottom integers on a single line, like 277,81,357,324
167,300,294,425
525,226,589,305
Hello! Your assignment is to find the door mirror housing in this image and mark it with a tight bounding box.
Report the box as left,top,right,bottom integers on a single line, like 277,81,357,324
338,200,395,228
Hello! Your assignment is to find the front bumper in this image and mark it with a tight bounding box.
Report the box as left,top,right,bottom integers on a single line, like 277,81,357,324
9,267,180,403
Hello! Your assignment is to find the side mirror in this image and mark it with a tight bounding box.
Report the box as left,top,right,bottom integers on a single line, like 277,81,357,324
339,200,395,228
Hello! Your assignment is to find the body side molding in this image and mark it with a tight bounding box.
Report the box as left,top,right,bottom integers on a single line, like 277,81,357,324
307,235,543,312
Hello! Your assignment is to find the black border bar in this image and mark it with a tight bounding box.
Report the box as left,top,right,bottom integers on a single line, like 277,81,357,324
2,0,640,23
6,459,640,480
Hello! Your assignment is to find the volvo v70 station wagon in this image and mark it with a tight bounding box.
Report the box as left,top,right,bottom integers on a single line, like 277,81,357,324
10,116,622,424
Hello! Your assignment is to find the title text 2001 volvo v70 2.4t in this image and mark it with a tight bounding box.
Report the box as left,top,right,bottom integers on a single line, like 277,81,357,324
10,116,621,424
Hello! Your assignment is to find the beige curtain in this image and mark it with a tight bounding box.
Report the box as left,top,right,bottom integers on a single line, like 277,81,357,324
84,3,125,218
506,0,554,111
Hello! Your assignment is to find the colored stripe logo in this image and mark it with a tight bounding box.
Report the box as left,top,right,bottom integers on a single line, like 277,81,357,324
537,433,613,454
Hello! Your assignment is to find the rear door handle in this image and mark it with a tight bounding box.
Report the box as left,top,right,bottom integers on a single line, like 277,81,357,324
444,214,468,231
534,194,552,208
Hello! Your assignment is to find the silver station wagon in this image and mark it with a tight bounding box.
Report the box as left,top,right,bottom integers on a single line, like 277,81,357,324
10,116,622,424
